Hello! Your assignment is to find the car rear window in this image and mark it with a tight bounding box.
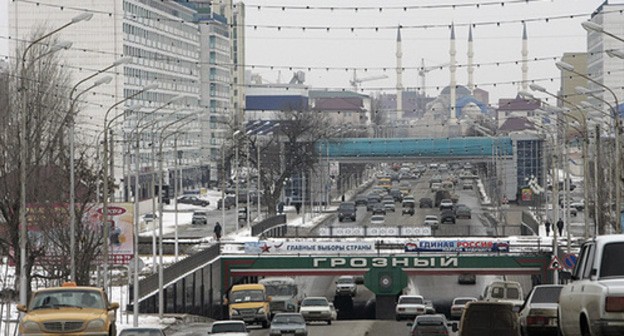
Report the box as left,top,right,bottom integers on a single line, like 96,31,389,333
454,298,474,305
530,286,563,303
399,297,423,304
600,242,624,278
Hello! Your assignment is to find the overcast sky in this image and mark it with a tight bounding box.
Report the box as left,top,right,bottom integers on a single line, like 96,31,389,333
1,0,623,104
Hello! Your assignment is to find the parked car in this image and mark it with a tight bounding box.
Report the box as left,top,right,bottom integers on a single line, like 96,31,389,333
440,210,456,224
269,313,307,336
370,214,385,225
191,210,208,225
208,320,249,335
517,285,563,336
424,215,439,229
407,314,450,336
570,199,585,211
299,297,332,325
419,197,433,208
453,301,519,336
335,275,357,297
450,297,477,320
177,195,210,207
395,295,427,321
337,202,357,222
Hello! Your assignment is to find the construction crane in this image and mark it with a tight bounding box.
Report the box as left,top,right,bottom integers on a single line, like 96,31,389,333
350,69,388,92
418,58,448,96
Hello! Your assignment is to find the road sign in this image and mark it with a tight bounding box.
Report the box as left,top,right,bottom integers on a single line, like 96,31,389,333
563,253,578,270
548,256,563,271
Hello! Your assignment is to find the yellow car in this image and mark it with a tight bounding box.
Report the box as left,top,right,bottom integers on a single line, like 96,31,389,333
17,282,119,336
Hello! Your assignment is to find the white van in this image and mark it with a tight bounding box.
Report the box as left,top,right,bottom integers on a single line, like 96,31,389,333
481,281,524,311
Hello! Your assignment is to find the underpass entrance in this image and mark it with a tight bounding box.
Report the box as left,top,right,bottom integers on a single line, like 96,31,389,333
221,252,552,319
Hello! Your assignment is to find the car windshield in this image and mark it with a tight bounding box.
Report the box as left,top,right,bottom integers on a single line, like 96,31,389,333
272,314,305,324
400,297,423,304
301,298,328,306
211,322,246,333
119,329,163,336
229,290,265,303
31,290,105,310
416,318,444,326
337,278,353,284
339,203,355,210
600,242,624,278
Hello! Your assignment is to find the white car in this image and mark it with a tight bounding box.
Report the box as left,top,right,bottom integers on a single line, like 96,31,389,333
370,214,385,225
395,295,427,321
383,200,396,212
450,297,477,320
335,275,357,297
208,320,249,336
329,302,337,320
299,297,332,325
424,215,439,229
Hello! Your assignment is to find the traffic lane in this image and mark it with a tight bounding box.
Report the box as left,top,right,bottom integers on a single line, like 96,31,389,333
162,207,240,239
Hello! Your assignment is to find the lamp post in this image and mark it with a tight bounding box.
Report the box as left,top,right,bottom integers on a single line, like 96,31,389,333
102,84,158,293
67,74,114,282
126,99,180,327
556,61,622,233
18,12,92,306
157,114,197,319
528,84,593,241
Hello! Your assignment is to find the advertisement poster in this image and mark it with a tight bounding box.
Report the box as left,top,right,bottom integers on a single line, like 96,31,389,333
244,241,375,254
405,240,510,253
84,203,134,265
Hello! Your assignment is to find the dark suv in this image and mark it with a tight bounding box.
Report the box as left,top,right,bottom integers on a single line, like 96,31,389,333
337,202,357,222
217,195,236,210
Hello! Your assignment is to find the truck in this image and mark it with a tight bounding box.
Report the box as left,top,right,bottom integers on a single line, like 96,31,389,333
258,277,301,316
558,235,624,336
226,283,272,328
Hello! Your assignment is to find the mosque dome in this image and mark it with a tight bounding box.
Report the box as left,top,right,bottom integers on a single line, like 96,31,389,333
440,85,471,97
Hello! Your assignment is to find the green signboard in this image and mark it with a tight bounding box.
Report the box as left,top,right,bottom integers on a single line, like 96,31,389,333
364,267,407,295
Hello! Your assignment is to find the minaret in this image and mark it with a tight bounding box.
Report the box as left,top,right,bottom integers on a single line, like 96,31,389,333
396,26,403,121
467,25,475,93
449,23,457,122
521,23,528,92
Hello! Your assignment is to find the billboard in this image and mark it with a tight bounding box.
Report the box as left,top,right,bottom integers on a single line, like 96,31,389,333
84,203,135,265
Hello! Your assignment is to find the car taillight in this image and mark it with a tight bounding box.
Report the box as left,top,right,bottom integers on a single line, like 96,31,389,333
527,316,549,325
605,297,624,312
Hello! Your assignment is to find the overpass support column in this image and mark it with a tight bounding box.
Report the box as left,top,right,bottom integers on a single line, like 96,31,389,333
376,296,398,320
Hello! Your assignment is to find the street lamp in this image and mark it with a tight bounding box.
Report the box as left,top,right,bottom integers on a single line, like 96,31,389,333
102,83,158,293
18,11,92,306
581,21,624,43
156,114,197,319
556,61,622,233
125,99,181,327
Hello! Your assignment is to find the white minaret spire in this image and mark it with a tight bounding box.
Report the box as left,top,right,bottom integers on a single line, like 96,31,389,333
396,26,403,121
467,25,475,93
449,22,457,122
521,23,528,92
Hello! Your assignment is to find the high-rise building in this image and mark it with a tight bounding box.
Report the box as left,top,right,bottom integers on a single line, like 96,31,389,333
9,0,207,200
559,52,588,111
587,1,624,121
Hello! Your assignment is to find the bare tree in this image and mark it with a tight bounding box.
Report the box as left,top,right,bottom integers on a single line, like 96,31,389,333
0,28,104,294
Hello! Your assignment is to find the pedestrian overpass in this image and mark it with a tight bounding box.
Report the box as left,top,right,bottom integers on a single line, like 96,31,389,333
316,136,514,162
132,237,554,319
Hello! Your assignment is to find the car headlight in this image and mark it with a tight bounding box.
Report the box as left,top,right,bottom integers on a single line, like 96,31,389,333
20,321,41,333
85,319,106,331
230,309,239,316
257,307,265,314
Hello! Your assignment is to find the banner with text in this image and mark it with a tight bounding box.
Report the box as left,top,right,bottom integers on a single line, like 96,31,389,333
244,241,376,254
405,240,510,253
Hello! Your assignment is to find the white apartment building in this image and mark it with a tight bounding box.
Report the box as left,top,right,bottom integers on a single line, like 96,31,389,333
586,1,624,127
9,0,222,201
